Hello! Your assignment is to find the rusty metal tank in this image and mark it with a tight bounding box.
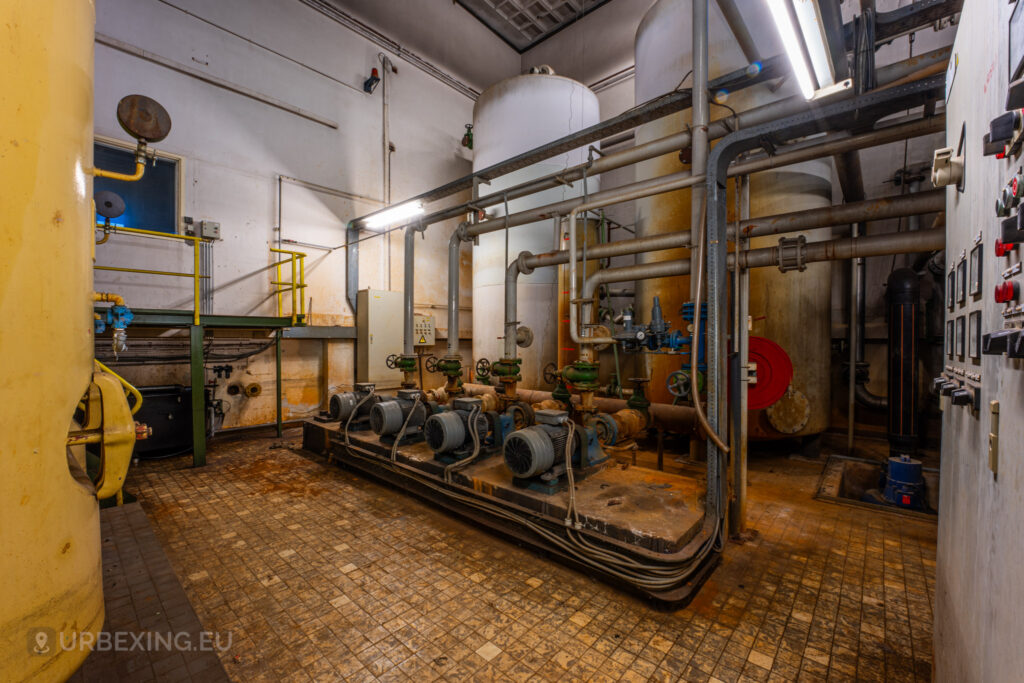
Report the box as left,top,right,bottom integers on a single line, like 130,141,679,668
472,72,600,389
634,0,832,436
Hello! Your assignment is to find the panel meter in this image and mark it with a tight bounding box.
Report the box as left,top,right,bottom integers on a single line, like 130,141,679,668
413,314,435,346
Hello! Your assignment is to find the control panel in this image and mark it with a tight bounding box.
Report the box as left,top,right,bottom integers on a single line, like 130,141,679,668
413,314,435,346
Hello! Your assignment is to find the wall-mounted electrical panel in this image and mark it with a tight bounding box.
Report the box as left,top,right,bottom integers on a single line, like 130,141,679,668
934,2,1024,679
413,314,435,346
356,289,402,388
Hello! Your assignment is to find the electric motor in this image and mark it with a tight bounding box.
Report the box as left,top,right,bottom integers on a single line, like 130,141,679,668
328,383,379,422
369,389,429,436
503,410,580,478
424,400,489,454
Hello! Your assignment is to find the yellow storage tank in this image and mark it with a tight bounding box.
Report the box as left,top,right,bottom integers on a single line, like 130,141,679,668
1,1,105,678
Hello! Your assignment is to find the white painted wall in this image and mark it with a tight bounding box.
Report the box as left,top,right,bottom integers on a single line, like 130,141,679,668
93,0,479,426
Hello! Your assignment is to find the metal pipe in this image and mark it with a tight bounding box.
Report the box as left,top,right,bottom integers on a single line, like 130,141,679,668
504,258,521,360
446,230,463,358
567,176,706,360
460,383,696,431
736,188,945,239
402,224,425,356
475,115,941,244
716,0,760,64
577,229,946,316
691,0,709,300
385,49,950,235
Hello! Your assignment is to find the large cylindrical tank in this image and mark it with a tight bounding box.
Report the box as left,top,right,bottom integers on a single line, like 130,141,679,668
634,0,832,436
0,1,105,679
472,73,600,389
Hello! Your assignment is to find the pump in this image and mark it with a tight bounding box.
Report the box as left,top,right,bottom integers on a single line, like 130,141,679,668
502,409,607,494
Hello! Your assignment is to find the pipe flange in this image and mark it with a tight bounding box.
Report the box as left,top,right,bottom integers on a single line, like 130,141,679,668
515,326,534,348
516,251,536,275
778,235,807,273
456,223,472,242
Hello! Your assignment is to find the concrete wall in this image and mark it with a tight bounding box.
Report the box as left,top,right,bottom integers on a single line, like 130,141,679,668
93,0,480,427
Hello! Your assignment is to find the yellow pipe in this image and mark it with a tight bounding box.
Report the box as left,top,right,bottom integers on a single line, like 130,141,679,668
299,255,306,318
290,256,297,325
93,292,125,306
276,261,282,318
96,223,203,243
94,359,143,416
270,280,308,287
95,265,209,278
66,430,103,446
93,161,145,182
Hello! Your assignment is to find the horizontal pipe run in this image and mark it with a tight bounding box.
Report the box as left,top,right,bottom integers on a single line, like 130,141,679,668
736,188,945,239
398,49,950,234
95,265,210,279
481,115,941,245
460,384,697,432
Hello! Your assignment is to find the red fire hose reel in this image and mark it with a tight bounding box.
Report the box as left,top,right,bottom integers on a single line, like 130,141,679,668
747,336,794,410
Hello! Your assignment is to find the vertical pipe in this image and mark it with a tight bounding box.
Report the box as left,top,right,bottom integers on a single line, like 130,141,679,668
193,238,201,326
404,225,418,357
505,261,521,360
299,255,306,319
190,324,206,466
848,222,861,454
447,230,463,358
690,0,709,301
290,255,297,325
276,330,283,438
276,260,282,318
729,175,749,535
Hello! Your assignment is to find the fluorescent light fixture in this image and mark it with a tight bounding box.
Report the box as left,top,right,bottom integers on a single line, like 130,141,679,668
363,200,424,230
767,0,838,101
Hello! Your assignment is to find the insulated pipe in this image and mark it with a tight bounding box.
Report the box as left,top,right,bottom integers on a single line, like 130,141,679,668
394,49,950,235
460,383,697,431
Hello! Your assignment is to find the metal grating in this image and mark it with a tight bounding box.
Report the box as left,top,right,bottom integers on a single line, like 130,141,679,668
456,0,614,52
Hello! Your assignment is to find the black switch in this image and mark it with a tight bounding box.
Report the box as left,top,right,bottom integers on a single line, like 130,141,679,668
1002,213,1024,245
1008,79,1024,111
940,381,958,395
951,389,972,406
984,132,1006,158
1008,330,1024,358
991,111,1020,144
932,376,947,390
984,328,1017,354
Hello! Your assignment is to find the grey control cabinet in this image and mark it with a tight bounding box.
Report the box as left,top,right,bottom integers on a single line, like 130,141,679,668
356,289,402,388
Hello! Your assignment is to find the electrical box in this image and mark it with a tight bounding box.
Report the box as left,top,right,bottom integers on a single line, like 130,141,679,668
356,289,402,388
413,314,435,346
198,220,220,239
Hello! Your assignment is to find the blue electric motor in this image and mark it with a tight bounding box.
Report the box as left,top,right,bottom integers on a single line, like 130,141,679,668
882,454,925,509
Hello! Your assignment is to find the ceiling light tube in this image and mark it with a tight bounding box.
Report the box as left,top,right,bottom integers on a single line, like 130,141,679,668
767,0,817,100
363,200,425,230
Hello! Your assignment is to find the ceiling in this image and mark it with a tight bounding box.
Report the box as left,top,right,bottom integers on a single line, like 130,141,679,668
455,0,615,52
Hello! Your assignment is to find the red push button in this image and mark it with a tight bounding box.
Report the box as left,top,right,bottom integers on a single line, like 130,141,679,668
996,238,1015,257
995,281,1020,303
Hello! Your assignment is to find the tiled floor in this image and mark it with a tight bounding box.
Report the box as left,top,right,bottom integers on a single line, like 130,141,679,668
126,430,936,682
69,503,229,682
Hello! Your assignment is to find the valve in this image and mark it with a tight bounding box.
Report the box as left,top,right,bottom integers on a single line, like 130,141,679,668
542,362,560,386
385,354,399,370
475,358,492,384
666,370,692,399
424,355,439,373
